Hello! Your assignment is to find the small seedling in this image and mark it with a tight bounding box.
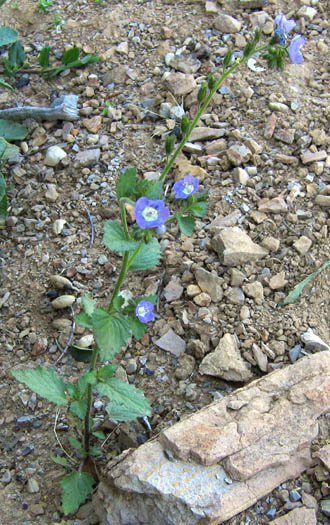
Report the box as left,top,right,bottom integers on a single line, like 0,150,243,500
36,0,53,13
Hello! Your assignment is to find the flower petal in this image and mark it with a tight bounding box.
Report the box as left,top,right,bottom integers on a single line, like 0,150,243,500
289,35,305,64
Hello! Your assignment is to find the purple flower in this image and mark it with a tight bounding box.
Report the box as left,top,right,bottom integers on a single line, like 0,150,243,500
136,300,155,323
135,197,170,229
173,175,199,199
156,224,167,235
274,14,296,45
288,35,305,64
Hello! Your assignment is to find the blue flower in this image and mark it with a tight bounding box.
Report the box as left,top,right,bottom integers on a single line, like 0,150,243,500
136,300,155,323
135,197,170,229
173,174,199,199
274,14,296,45
288,35,305,64
156,224,167,235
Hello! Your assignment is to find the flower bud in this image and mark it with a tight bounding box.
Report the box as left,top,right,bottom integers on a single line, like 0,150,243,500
207,73,216,90
180,114,190,135
197,82,208,104
223,50,233,69
165,134,176,156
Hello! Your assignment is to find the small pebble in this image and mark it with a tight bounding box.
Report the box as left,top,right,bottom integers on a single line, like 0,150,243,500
289,489,302,502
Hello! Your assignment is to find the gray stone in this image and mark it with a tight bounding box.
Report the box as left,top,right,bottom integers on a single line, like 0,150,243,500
225,287,245,305
227,143,251,166
301,328,330,352
211,227,268,265
320,499,330,518
75,148,100,167
242,281,264,305
154,329,186,357
190,127,225,142
199,333,252,382
232,167,249,185
163,279,184,301
93,351,330,525
195,268,223,302
269,102,289,113
163,72,196,96
258,197,288,213
293,236,312,255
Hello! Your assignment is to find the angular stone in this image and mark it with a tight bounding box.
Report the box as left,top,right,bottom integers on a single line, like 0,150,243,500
315,195,330,207
205,138,227,155
199,333,252,382
45,184,59,202
293,236,312,255
271,507,316,525
243,281,264,305
193,292,211,307
232,167,249,185
154,329,186,357
163,72,196,96
195,268,223,302
227,143,251,166
252,343,268,372
75,148,100,167
315,444,330,471
301,150,327,164
94,351,330,525
274,153,299,166
264,112,277,139
189,127,225,142
258,196,287,213
274,129,295,144
215,13,242,33
82,115,102,133
211,227,268,265
163,279,184,301
269,271,288,290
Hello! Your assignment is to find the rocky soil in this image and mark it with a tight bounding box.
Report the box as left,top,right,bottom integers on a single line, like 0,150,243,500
0,0,329,524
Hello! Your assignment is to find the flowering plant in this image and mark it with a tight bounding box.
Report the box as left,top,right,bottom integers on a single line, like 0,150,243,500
11,14,305,515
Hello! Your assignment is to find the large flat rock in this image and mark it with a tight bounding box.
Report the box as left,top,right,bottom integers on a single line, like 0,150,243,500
93,351,330,525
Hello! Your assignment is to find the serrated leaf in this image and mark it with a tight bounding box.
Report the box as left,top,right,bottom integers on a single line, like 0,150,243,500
112,295,125,312
128,237,161,271
82,293,96,316
0,119,28,140
51,455,69,467
74,313,93,329
281,260,330,306
62,47,81,65
65,382,80,400
0,137,19,161
8,40,25,70
70,400,87,419
92,309,131,361
96,378,151,422
0,26,19,46
39,45,51,68
11,366,68,405
78,370,97,394
129,316,148,340
116,167,137,199
103,220,139,252
68,436,83,451
97,364,117,381
61,470,94,515
177,214,195,236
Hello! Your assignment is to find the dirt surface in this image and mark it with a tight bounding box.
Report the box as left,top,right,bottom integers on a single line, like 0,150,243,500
0,0,329,523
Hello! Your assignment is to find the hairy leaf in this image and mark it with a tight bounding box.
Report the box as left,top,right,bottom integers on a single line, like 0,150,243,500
116,167,137,199
92,309,131,361
177,214,195,236
11,366,68,406
39,45,51,68
70,400,87,419
128,237,161,271
51,455,69,467
8,40,25,70
97,364,117,381
96,377,151,421
62,47,80,65
129,316,148,340
0,119,28,140
103,220,139,252
0,137,19,161
82,293,96,316
74,313,93,330
61,470,94,515
78,370,97,394
0,26,19,46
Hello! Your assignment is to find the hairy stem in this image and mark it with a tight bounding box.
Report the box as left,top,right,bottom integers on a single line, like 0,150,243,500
84,345,99,456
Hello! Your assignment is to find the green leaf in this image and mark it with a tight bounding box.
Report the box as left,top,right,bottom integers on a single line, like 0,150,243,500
92,309,131,361
92,430,106,439
61,470,94,515
145,180,163,200
189,199,208,217
0,137,19,161
62,47,81,65
70,400,87,419
39,45,51,68
103,220,139,252
68,436,83,451
177,214,195,236
79,54,99,66
82,293,96,316
0,26,19,46
51,455,69,467
69,344,93,363
74,313,93,329
89,447,102,456
116,167,137,199
0,77,13,90
65,382,80,400
281,260,330,307
8,40,25,70
97,364,117,381
0,119,28,140
96,377,151,422
129,237,161,271
129,317,148,340
11,366,68,406
112,295,125,312
78,370,97,394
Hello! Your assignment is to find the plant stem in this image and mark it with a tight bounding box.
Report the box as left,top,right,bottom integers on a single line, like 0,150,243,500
84,345,99,456
159,46,269,183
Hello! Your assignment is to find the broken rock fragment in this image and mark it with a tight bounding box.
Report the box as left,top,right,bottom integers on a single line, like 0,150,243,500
93,351,330,525
211,226,268,265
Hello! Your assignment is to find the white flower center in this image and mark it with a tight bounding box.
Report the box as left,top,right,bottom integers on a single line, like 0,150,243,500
183,183,194,194
138,306,146,317
142,206,158,222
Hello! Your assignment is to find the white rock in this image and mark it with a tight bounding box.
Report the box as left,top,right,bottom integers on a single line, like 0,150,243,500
51,295,76,309
44,145,67,167
53,219,66,234
215,13,242,33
